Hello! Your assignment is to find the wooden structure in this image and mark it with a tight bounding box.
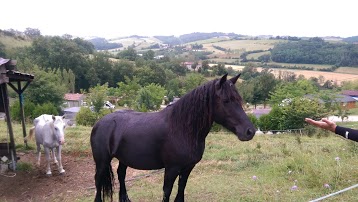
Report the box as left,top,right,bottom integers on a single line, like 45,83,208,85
0,57,34,170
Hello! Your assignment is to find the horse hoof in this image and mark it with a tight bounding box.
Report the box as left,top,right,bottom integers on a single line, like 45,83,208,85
46,171,52,176
59,169,65,174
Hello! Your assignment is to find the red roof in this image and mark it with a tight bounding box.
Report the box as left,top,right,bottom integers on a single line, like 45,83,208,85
64,93,84,101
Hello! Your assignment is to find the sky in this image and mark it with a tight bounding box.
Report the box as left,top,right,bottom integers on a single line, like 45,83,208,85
1,0,357,39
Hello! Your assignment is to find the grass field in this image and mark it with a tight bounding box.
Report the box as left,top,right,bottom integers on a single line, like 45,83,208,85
204,39,285,53
1,120,357,201
0,34,32,50
246,51,271,60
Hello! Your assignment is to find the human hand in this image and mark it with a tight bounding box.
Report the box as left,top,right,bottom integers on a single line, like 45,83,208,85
304,118,337,133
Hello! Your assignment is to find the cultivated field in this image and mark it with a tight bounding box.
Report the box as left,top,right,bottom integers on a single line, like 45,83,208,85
256,67,358,85
1,121,357,201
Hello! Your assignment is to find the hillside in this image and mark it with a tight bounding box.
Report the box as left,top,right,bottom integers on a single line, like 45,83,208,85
0,29,32,53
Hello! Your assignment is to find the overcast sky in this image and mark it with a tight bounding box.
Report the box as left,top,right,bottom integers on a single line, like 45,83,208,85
1,0,357,39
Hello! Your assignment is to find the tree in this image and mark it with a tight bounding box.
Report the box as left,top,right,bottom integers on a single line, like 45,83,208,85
143,50,155,60
117,47,137,61
135,84,167,111
183,73,207,93
25,66,66,107
239,69,278,108
165,78,184,102
87,83,109,113
24,27,41,38
116,76,142,108
269,79,318,105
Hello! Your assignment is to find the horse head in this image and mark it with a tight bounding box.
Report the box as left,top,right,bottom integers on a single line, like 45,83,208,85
213,74,256,141
52,115,66,145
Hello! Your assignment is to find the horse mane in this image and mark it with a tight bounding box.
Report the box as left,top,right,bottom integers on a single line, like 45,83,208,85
168,79,217,147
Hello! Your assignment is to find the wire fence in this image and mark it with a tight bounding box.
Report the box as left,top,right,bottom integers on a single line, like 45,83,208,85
309,183,358,202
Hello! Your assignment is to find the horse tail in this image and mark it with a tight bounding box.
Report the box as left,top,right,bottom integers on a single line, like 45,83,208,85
95,161,115,201
28,126,35,140
91,123,115,201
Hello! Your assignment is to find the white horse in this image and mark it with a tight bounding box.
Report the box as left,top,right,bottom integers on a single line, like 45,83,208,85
29,114,66,175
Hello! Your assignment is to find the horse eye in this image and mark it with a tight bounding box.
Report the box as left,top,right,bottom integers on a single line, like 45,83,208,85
223,100,230,104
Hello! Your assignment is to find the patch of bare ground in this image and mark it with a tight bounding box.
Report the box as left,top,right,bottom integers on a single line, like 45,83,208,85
0,151,159,202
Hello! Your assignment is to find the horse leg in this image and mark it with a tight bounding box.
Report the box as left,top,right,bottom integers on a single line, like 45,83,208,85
55,146,65,174
36,143,41,166
117,163,131,202
174,165,195,202
44,147,52,175
162,167,180,202
52,148,58,165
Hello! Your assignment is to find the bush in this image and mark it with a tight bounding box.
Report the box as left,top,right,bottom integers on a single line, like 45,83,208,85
32,102,58,119
10,101,59,122
10,100,36,122
76,107,98,126
247,113,259,128
75,107,112,126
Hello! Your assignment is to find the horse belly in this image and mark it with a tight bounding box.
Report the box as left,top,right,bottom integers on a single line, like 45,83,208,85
116,141,164,170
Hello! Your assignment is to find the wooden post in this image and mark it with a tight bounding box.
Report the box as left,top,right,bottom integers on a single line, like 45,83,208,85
1,83,17,170
18,81,28,148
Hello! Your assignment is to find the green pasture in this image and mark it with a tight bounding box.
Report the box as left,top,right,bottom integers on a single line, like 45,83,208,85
209,58,241,64
246,51,271,60
1,120,357,201
187,37,231,45
208,39,284,52
0,34,32,50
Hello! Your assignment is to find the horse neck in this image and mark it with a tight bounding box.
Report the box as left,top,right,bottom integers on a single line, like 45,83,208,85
169,83,215,144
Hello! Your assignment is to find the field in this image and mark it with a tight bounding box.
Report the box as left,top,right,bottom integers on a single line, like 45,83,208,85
203,39,284,53
1,121,357,201
256,67,358,85
0,34,32,51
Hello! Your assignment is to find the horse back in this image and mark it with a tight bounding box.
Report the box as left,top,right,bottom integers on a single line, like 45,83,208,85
91,110,169,169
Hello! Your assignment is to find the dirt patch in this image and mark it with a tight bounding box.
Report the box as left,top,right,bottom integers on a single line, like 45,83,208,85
0,151,149,202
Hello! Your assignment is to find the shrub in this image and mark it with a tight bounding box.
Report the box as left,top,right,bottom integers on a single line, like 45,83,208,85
76,107,98,126
75,107,112,126
247,113,259,128
32,102,58,119
10,100,36,122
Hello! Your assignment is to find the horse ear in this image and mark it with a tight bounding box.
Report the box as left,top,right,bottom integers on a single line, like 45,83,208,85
52,115,55,121
219,73,228,87
229,73,241,84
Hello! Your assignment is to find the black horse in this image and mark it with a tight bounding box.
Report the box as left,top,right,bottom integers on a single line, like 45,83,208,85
90,74,256,202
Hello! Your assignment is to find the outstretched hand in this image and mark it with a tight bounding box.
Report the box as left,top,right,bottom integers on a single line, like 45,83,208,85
305,118,337,133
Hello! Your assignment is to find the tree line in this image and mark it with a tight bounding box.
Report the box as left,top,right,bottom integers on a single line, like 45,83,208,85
270,37,358,67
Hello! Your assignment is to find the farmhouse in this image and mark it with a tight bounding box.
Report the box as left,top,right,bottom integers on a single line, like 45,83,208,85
64,93,85,108
181,62,202,71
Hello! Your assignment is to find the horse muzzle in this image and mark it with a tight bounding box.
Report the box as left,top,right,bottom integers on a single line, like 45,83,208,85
59,139,65,145
236,127,256,141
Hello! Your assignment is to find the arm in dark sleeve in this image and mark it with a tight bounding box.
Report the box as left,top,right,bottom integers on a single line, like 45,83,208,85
335,126,358,142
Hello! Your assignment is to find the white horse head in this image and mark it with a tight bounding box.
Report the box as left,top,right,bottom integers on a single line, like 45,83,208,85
51,115,66,145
